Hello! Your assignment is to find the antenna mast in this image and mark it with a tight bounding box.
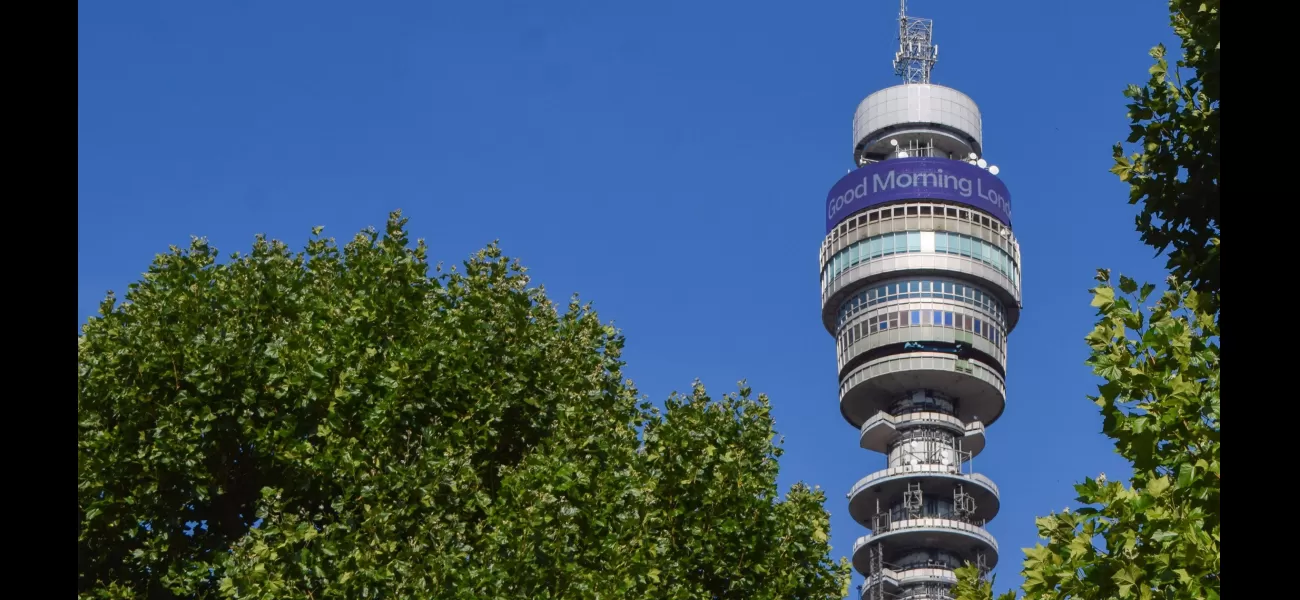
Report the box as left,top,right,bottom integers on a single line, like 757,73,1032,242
893,0,938,84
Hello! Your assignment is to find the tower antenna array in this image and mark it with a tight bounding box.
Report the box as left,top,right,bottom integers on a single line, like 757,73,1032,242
893,0,939,84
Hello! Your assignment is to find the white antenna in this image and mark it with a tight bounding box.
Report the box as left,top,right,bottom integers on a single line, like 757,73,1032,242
894,0,939,84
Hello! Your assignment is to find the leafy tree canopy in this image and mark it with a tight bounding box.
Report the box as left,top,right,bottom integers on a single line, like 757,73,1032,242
957,274,1220,600
78,212,851,599
1111,0,1220,314
957,2,1220,597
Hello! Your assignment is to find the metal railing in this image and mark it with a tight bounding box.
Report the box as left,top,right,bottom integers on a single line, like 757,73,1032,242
872,510,988,534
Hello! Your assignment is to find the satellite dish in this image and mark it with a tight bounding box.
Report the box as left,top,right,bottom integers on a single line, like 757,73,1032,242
976,159,988,169
898,151,910,158
989,165,1000,175
890,139,899,147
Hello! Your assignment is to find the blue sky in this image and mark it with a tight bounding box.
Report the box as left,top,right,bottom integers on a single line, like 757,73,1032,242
79,0,1179,595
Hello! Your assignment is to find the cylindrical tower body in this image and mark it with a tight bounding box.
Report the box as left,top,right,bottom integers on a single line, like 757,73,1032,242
821,82,1020,600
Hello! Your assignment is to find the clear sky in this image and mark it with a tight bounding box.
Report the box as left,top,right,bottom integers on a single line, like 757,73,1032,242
79,1,1180,595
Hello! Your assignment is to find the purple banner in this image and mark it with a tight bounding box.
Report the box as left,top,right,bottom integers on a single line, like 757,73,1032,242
825,157,1012,234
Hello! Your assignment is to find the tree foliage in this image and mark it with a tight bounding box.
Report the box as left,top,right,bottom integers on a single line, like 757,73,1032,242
78,211,851,599
956,2,1220,597
957,274,1220,600
1110,0,1220,314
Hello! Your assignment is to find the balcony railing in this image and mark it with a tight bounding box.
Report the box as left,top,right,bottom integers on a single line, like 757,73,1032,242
852,517,999,555
847,465,1000,499
873,510,987,534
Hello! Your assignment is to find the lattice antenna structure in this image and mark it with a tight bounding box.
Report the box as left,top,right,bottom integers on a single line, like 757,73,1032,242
904,482,923,519
865,544,887,600
892,0,938,84
954,485,977,522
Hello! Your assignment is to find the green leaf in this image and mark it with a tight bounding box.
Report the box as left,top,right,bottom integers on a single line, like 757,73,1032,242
1146,475,1171,497
1151,530,1178,543
1090,285,1116,308
1178,463,1195,488
1114,563,1140,596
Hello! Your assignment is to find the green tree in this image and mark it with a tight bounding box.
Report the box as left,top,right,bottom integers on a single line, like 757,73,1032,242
955,2,1220,597
956,274,1219,600
1111,0,1220,314
78,212,851,599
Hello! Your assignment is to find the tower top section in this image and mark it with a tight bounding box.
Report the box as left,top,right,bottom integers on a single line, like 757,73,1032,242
893,1,938,84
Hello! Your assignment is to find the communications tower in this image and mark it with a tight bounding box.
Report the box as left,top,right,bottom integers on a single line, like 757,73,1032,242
820,3,1021,598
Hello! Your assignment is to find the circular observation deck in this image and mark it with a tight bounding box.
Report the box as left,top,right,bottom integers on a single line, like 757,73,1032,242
819,200,1022,337
858,567,959,599
837,319,1007,380
859,411,987,457
847,467,1001,526
851,519,999,575
838,351,1006,427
